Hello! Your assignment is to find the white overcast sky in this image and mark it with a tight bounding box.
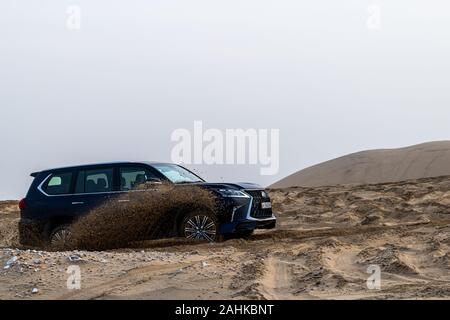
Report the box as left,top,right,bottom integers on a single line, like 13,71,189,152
1,0,450,199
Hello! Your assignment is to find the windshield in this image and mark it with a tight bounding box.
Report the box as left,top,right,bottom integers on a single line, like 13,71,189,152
152,164,204,184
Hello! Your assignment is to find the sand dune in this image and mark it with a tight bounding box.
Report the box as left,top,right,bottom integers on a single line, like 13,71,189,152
1,176,450,299
271,141,450,188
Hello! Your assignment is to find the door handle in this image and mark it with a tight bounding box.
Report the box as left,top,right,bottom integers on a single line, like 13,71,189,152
72,201,84,205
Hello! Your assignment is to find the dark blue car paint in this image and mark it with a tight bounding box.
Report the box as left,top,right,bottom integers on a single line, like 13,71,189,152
19,162,276,245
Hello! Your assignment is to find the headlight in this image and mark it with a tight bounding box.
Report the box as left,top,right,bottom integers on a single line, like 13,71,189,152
216,189,249,198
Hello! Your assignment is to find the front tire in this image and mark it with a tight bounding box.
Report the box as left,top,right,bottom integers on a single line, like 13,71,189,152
180,211,219,242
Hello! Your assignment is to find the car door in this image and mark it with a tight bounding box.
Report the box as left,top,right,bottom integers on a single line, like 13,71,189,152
116,165,164,237
39,170,77,220
70,167,116,215
117,165,162,201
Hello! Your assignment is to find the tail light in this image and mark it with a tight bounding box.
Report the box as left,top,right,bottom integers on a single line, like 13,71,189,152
19,198,27,210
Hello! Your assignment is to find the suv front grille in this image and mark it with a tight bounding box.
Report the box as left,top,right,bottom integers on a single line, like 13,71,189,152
245,190,273,218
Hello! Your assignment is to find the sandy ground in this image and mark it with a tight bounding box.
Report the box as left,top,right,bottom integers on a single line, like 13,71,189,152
1,176,450,300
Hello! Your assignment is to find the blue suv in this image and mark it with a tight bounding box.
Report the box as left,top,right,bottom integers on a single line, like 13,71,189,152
18,162,276,246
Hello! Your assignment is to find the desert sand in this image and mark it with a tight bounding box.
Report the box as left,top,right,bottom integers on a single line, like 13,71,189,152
271,141,450,188
1,176,450,299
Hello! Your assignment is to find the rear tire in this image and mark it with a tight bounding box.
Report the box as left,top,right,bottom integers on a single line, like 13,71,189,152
180,211,219,242
49,224,73,249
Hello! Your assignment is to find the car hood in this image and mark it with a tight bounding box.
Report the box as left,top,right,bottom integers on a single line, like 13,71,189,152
186,182,263,190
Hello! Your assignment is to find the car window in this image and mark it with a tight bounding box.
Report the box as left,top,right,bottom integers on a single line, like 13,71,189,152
120,167,157,191
152,164,203,183
44,172,73,195
75,168,114,193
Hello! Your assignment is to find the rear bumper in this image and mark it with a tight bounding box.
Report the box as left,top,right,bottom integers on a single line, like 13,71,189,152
18,218,47,246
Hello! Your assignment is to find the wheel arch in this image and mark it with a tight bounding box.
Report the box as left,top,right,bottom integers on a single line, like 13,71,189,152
44,216,75,240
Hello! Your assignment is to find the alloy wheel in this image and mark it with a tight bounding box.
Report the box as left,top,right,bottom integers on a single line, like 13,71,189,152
51,228,72,247
184,215,217,241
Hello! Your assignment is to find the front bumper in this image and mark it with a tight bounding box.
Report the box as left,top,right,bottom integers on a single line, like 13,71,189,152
219,216,276,234
217,189,276,234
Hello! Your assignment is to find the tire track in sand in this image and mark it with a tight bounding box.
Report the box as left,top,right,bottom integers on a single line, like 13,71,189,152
259,255,297,300
56,262,190,300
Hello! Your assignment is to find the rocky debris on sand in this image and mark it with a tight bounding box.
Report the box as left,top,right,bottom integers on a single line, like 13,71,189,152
169,268,184,278
4,256,18,269
68,254,83,263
